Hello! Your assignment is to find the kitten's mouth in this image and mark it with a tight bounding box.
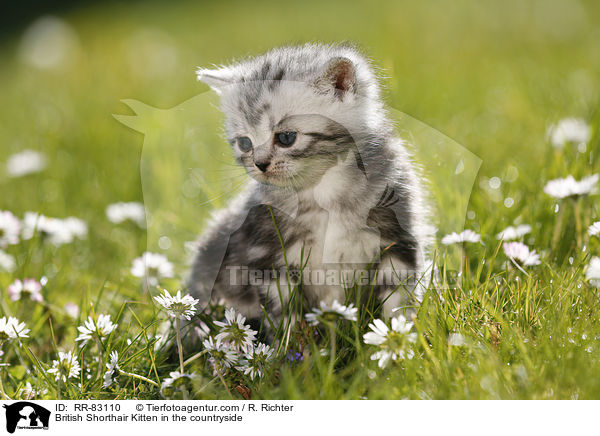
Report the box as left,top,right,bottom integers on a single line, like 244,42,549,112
249,161,299,187
250,163,328,189
252,170,292,187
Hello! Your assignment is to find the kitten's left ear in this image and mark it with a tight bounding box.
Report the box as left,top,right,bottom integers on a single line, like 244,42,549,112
314,57,356,98
196,67,234,95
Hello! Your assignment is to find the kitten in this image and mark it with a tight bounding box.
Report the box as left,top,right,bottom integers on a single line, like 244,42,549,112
190,43,433,328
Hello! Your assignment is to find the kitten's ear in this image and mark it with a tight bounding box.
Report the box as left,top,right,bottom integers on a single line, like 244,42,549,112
314,57,356,98
196,67,234,95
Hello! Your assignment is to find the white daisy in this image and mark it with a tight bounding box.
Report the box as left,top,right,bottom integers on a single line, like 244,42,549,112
236,342,274,380
0,210,21,248
160,371,196,396
363,315,417,369
7,278,44,302
0,250,16,272
543,174,598,199
17,381,48,400
63,217,88,239
0,316,30,341
47,351,80,382
22,212,87,245
304,300,358,326
203,336,239,373
75,314,118,344
503,242,541,266
448,333,466,346
153,289,198,320
441,229,481,245
44,223,74,245
102,351,120,388
369,348,415,368
497,224,532,241
6,150,47,177
586,257,600,288
19,382,35,400
547,118,591,149
588,222,600,237
64,302,80,319
22,212,55,241
106,202,146,227
214,307,257,352
131,252,174,286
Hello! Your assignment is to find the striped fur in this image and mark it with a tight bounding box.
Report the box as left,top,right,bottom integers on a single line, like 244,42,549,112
190,43,433,328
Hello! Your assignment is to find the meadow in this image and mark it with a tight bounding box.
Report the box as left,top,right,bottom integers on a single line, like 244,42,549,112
1,0,600,399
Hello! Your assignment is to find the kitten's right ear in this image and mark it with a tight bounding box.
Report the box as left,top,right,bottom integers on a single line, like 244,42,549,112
196,67,234,95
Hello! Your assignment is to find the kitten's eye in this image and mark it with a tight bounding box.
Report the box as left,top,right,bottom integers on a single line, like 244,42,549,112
236,136,253,152
276,132,297,147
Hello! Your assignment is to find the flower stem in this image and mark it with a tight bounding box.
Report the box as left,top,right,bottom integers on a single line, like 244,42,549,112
175,317,184,374
583,200,591,247
328,324,337,376
509,257,530,277
215,366,233,399
0,369,11,400
117,369,159,387
459,243,465,276
183,350,207,367
551,204,565,253
95,337,104,379
574,198,583,247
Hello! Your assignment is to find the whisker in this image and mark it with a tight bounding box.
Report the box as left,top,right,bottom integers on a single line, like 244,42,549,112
194,180,247,207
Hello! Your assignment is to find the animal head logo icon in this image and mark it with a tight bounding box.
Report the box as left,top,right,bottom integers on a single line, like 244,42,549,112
3,402,51,433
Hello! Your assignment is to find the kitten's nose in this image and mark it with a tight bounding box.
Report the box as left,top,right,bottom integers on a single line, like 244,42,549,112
254,159,270,173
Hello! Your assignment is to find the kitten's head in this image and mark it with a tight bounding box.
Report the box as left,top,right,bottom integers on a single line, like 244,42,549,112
197,44,388,189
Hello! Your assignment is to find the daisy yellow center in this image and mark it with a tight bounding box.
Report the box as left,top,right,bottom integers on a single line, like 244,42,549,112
222,324,250,347
171,375,192,389
382,331,410,352
210,349,232,371
248,353,268,371
321,311,344,323
58,361,74,375
170,302,189,315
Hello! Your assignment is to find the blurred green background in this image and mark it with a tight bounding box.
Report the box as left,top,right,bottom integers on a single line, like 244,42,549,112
1,0,600,401
1,0,598,279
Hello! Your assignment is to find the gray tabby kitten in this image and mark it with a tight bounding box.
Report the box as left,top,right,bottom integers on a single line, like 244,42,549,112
191,43,432,327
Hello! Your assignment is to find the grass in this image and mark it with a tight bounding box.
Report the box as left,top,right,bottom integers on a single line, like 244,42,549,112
1,0,600,399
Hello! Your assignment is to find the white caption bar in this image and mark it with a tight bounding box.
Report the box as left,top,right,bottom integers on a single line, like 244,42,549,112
0,400,597,435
